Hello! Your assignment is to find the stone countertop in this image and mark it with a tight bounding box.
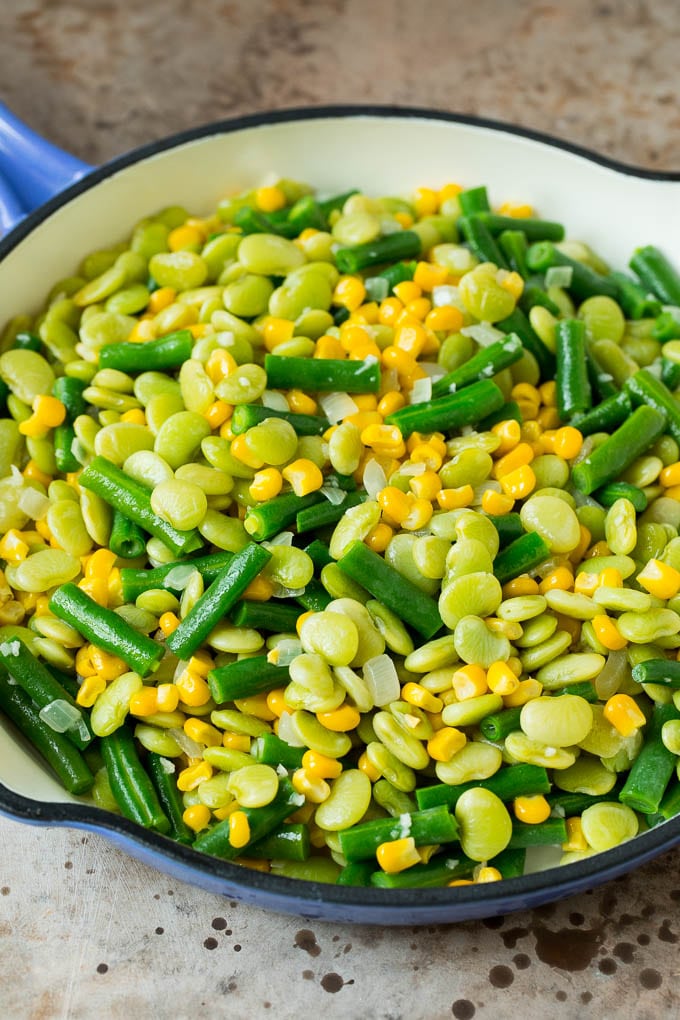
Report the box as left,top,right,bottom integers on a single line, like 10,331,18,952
1,1,680,1017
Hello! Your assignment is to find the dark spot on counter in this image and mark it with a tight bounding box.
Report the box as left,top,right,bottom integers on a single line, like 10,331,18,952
302,970,314,980
599,890,617,915
613,942,634,963
658,920,677,943
555,991,567,1002
535,902,557,918
513,954,531,970
641,903,655,918
343,943,352,954
532,924,602,971
167,890,174,895
488,965,514,988
637,934,650,946
295,929,321,957
639,968,662,989
230,901,238,908
482,915,504,929
64,861,72,870
155,927,164,935
452,1000,475,1019
154,894,160,900
581,992,592,1004
85,868,95,875
81,836,88,844
321,973,344,993
228,982,237,992
96,964,108,974
569,912,584,926
501,926,528,949
263,1003,271,1010
234,945,241,952
0,887,9,895
598,958,617,975
204,938,218,950
670,889,680,901
619,913,635,927
212,917,228,931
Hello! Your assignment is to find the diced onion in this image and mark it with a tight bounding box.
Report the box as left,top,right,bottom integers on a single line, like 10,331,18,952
399,462,427,477
320,485,347,506
319,391,359,424
460,323,505,347
365,276,389,303
419,361,446,381
363,654,400,707
272,639,302,666
432,284,460,307
17,488,50,520
409,377,432,404
363,458,388,499
163,565,200,591
160,757,176,774
39,699,83,734
268,531,294,546
168,728,203,759
545,266,573,289
262,389,290,411
398,813,413,838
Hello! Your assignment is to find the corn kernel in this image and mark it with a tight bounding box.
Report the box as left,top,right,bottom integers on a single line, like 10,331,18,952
502,575,540,598
255,185,286,212
437,485,474,511
228,810,252,848
222,731,251,751
230,434,265,469
184,718,223,747
233,692,277,721
563,817,589,852
487,661,520,696
90,647,127,681
292,767,330,803
552,425,583,460
378,297,404,326
425,305,464,333
333,275,366,311
249,467,283,502
358,750,381,782
158,611,180,635
452,664,488,701
481,489,515,515
23,460,52,487
503,678,543,708
514,794,551,824
168,224,204,251
475,866,503,883
493,442,534,479
499,463,536,500
393,280,422,305
538,567,574,593
314,334,346,359
413,187,440,217
183,804,212,832
0,529,29,563
660,462,680,488
427,726,467,762
175,669,211,707
177,760,213,791
129,687,159,717
637,558,680,600
204,400,232,429
599,567,623,588
302,749,343,780
409,469,441,501
393,211,414,229
317,704,361,732
491,418,522,455
377,836,421,874
266,687,292,717
364,522,394,553
498,270,524,301
205,347,238,382
573,571,600,597
156,683,180,712
402,682,443,714
127,318,157,343
413,260,449,292
592,614,628,651
498,201,534,218
604,693,646,736
148,286,176,314
76,674,106,708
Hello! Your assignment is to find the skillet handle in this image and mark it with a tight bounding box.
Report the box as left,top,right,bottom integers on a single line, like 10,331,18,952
0,101,93,231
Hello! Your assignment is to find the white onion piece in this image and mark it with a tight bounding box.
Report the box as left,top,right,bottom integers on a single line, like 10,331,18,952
18,488,50,520
160,757,176,774
399,462,427,476
409,377,432,404
363,654,400,707
262,389,290,411
163,565,199,591
320,485,347,506
419,361,446,381
39,699,83,734
168,728,203,759
363,458,388,499
272,639,302,666
319,391,359,423
432,284,460,306
545,266,573,289
268,531,294,546
460,323,505,346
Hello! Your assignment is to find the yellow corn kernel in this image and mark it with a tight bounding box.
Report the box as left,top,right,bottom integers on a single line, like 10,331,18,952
452,664,488,701
230,434,265,469
357,750,381,782
89,647,127,681
317,703,361,732
404,297,432,322
391,210,412,229
333,275,366,311
376,392,404,419
75,645,95,677
254,184,286,212
599,567,624,588
498,201,534,217
592,614,628,651
503,677,543,708
638,558,680,600
487,661,520,696
378,296,404,326
119,407,146,426
563,817,589,852
156,683,179,713
427,726,467,763
228,810,252,849
286,389,318,416
23,460,52,487
551,425,583,460
255,316,293,353
498,270,524,301
402,682,443,714
129,687,159,717
660,461,680,487
233,692,277,721
175,669,211,707
413,187,440,217
513,794,551,824
18,394,67,437
424,305,463,335
413,260,449,292
314,334,346,360
240,575,273,604
435,485,473,511
377,835,421,874
158,611,180,636
394,321,428,359
292,767,330,804
377,486,411,525
205,347,238,383
148,286,176,314
448,879,475,887
604,693,646,736
221,732,250,752
354,301,380,325
183,804,212,833
408,469,441,501
265,687,291,717
0,529,30,563
177,760,213,792
493,442,535,479
168,224,204,251
586,541,611,560
401,497,433,531
438,182,462,204
184,718,223,747
33,596,51,617
75,674,106,708
249,467,283,502
573,571,600,597
502,574,540,598
481,489,515,515
491,418,522,456
280,458,323,497
302,749,343,780
568,525,592,566
475,866,503,883
392,280,422,306
499,463,536,500
188,650,214,676
538,566,574,594
127,317,157,344
364,522,394,553
538,379,557,406
204,400,232,429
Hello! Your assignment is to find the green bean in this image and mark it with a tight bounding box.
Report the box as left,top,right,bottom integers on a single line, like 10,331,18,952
249,823,311,862
416,763,550,811
476,212,564,242
555,318,591,420
264,354,380,394
385,378,504,438
526,242,618,300
629,245,680,306
458,216,508,268
493,532,550,585
620,702,680,814
625,369,680,446
498,230,530,278
506,818,567,849
231,402,329,437
208,655,289,704
334,230,421,273
146,752,194,845
497,307,555,381
251,733,305,770
339,805,458,861
571,405,667,494
193,778,303,860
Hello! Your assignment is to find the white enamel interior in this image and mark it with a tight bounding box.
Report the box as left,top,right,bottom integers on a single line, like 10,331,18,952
0,112,678,806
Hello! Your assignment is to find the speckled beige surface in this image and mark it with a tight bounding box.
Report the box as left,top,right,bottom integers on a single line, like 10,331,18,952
1,2,680,1018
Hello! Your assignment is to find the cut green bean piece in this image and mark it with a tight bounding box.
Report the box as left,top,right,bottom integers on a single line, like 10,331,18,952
492,847,526,879
120,551,235,601
571,391,632,437
385,378,504,439
610,271,661,320
245,491,325,542
231,403,329,437
334,230,421,273
620,703,680,814
629,245,680,306
49,583,164,677
99,329,193,372
147,752,194,845
337,541,442,639
632,659,680,689
506,818,567,849
0,665,93,795
476,213,564,242
370,855,474,888
339,805,459,862
251,733,305,770
458,186,490,216
555,318,591,420
493,532,550,586
571,405,667,495
526,242,618,300
249,823,311,862
497,307,555,381
458,216,508,269
487,513,524,549
167,543,271,661
337,861,375,887
193,778,303,860
109,509,147,560
415,764,550,811
296,491,365,533
625,369,680,446
480,706,523,741
498,230,530,279
231,600,301,633
547,790,620,816
208,654,289,704
101,726,170,833
593,482,647,513
432,334,523,399
264,355,381,394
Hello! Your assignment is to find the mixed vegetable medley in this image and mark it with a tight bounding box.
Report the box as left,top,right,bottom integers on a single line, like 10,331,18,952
3,174,680,890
